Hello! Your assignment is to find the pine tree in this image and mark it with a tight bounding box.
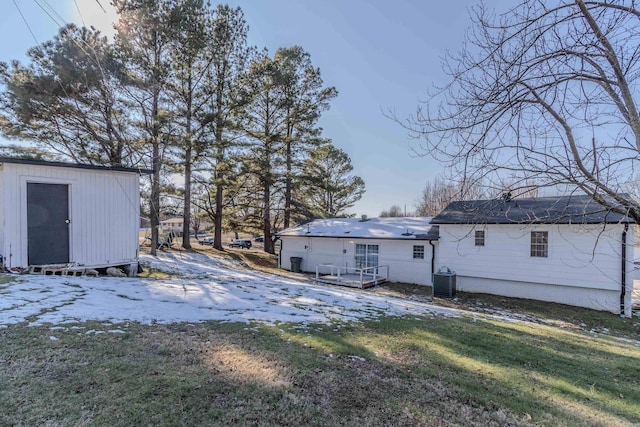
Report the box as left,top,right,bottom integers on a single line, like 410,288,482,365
240,52,287,253
298,143,365,219
113,0,176,254
275,46,337,228
0,24,131,166
198,5,251,250
167,0,211,249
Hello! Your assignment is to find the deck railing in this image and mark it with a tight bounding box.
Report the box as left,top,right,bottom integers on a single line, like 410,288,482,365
315,263,389,288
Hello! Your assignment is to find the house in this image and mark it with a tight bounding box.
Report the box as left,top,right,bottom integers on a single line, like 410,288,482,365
159,217,184,234
431,195,634,316
159,216,213,237
140,216,151,228
278,216,439,287
0,157,151,275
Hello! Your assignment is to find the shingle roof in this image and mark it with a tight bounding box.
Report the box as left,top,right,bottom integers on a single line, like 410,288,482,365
278,217,439,240
0,157,153,174
431,195,634,225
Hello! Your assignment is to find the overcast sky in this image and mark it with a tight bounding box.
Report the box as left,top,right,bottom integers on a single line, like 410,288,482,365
0,0,505,216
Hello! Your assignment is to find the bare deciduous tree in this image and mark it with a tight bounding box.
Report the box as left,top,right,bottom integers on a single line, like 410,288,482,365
379,205,406,217
414,175,490,216
403,0,640,221
415,177,473,216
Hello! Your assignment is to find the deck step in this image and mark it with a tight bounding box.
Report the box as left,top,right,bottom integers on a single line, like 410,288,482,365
29,265,92,276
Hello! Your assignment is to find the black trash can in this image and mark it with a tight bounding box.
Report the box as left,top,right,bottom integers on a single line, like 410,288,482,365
433,267,456,297
290,257,302,273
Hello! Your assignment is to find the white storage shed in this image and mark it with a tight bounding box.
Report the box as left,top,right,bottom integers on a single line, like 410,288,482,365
0,157,149,274
278,217,439,287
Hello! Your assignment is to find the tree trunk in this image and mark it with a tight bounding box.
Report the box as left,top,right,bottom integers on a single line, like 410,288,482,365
213,143,224,250
212,69,226,250
262,134,274,254
214,171,224,250
182,145,192,249
263,176,274,254
182,70,193,249
284,138,292,228
150,139,160,256
149,44,162,256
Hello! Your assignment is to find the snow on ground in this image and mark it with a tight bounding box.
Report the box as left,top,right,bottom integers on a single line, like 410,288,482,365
0,252,460,326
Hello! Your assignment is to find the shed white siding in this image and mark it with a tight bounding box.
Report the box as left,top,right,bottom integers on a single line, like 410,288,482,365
0,173,4,257
437,223,634,315
0,162,140,269
280,236,435,286
634,225,640,263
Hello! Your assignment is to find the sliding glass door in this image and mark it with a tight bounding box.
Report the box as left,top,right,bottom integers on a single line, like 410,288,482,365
355,244,379,269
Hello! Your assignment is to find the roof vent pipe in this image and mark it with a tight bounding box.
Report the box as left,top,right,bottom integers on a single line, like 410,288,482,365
360,214,368,222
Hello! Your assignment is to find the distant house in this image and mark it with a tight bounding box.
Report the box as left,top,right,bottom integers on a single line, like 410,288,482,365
140,216,151,228
0,157,151,274
431,195,634,316
159,216,212,237
160,217,184,233
278,216,439,287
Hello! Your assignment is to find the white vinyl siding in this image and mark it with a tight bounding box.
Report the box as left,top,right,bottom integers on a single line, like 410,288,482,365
279,237,435,286
436,223,634,315
0,162,140,269
437,224,626,289
0,167,4,256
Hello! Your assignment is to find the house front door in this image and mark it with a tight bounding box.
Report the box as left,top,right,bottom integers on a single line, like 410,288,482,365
27,183,70,265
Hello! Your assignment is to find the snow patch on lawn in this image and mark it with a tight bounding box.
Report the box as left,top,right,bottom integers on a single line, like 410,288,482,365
0,251,459,326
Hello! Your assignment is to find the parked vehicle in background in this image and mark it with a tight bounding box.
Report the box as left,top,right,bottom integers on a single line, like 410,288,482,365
198,237,215,246
254,236,264,242
229,239,252,249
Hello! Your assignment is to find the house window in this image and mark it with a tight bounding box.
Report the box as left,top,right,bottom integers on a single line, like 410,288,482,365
530,231,548,257
355,244,379,268
475,230,485,246
413,245,425,259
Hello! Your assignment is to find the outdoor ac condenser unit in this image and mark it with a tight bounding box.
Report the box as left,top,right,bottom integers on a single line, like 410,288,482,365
433,267,456,298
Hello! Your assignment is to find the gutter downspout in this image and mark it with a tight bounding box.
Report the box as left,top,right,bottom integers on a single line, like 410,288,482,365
429,240,436,284
621,223,628,318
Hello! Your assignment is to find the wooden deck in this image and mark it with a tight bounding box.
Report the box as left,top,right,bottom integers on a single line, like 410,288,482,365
315,273,387,289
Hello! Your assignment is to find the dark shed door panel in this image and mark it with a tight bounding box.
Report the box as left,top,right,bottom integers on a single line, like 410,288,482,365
27,183,70,265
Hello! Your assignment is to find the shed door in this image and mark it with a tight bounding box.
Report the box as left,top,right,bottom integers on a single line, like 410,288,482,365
27,183,70,265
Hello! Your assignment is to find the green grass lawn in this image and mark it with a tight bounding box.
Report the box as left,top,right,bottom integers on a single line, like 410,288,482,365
1,307,638,426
